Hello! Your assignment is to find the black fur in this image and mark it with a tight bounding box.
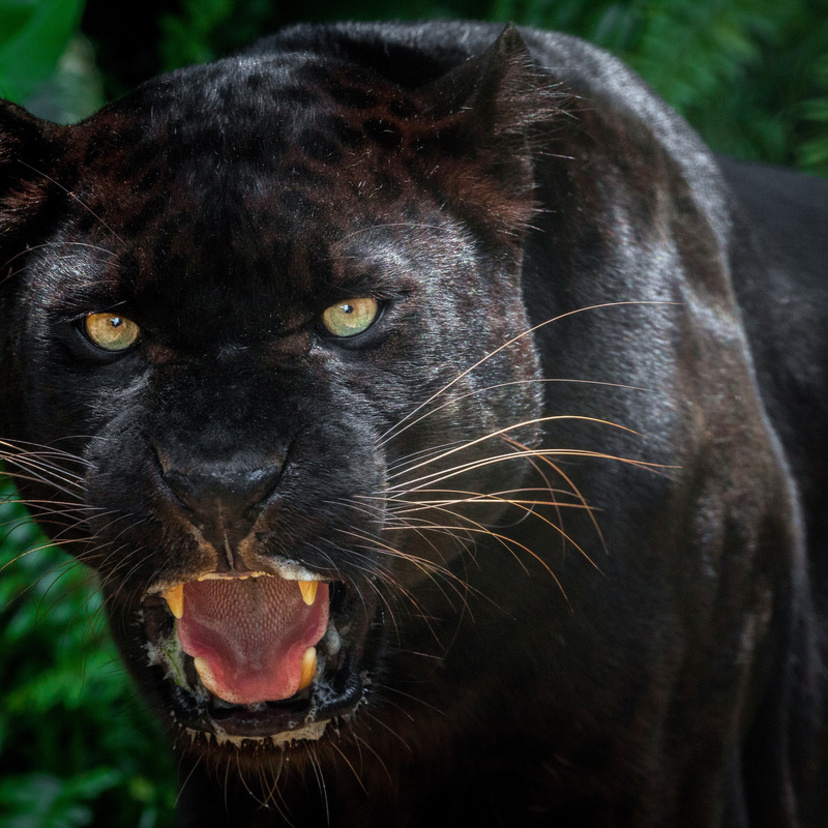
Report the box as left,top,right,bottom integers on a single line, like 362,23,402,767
0,21,825,827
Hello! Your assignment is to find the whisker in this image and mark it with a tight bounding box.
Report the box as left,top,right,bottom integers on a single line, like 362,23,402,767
380,300,679,446
0,458,86,490
386,414,643,483
502,434,610,558
385,440,470,476
381,375,655,450
387,488,596,511
346,730,394,789
340,497,474,578
328,740,369,794
307,744,330,824
334,526,471,594
389,447,668,496
399,506,570,592
373,494,571,600
17,160,127,246
332,528,466,628
360,708,414,753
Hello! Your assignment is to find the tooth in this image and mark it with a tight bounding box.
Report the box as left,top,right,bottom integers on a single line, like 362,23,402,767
193,656,213,687
162,584,184,619
193,658,235,706
298,647,317,690
298,580,318,606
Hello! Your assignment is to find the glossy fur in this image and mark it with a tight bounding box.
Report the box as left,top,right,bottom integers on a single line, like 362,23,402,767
0,21,826,828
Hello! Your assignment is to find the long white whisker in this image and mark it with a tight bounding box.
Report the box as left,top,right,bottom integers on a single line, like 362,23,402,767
379,301,679,445
381,376,654,449
386,414,642,483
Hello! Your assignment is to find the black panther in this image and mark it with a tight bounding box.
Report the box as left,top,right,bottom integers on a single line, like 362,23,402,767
0,20,825,827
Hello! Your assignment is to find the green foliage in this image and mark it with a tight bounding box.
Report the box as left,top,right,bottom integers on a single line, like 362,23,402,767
154,0,489,71
622,0,828,176
158,0,273,71
0,769,122,828
0,479,176,827
0,0,84,105
798,48,828,170
0,0,101,122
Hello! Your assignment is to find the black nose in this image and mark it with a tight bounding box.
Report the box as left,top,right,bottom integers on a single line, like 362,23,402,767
163,463,282,551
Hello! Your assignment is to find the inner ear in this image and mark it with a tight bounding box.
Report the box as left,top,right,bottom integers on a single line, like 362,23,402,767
413,26,562,249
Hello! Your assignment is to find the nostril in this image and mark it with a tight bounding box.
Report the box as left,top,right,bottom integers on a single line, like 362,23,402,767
235,465,284,512
163,469,198,512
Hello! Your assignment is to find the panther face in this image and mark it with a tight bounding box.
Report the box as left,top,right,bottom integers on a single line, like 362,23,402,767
0,30,550,762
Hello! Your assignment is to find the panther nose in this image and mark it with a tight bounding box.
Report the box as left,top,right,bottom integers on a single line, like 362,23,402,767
162,464,283,552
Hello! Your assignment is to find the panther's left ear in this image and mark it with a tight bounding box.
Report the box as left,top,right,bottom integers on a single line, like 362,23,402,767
415,26,561,249
0,100,63,254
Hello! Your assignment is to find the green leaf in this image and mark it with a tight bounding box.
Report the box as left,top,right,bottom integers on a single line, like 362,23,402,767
0,0,86,104
0,769,122,828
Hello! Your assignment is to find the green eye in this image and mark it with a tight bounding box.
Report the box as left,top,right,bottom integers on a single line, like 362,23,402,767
321,297,379,338
83,313,140,351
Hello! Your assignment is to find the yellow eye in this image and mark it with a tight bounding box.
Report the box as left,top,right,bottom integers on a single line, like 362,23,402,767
321,298,379,338
83,313,140,351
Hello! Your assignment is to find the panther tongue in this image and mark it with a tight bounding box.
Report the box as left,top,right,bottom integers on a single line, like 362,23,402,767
177,577,329,705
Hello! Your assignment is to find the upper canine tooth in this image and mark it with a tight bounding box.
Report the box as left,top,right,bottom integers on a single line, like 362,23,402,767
298,580,318,606
162,584,184,619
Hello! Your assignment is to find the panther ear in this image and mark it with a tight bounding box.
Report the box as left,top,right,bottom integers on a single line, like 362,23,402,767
0,100,61,253
415,26,561,249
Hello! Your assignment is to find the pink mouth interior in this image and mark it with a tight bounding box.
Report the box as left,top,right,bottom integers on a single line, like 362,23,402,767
177,577,329,705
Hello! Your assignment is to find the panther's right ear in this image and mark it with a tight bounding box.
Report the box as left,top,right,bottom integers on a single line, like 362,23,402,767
412,26,563,252
0,100,63,250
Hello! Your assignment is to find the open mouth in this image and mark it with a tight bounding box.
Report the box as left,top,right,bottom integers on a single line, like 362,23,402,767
142,567,380,745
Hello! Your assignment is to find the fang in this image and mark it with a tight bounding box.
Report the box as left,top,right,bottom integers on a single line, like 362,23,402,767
298,580,318,606
299,647,317,690
163,584,184,619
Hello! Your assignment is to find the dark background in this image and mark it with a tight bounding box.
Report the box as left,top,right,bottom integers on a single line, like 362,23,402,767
0,1,826,825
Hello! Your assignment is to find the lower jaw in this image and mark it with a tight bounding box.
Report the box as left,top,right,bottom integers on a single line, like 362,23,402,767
172,647,367,743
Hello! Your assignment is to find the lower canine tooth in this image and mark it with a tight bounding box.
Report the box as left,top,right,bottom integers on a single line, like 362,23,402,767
298,647,317,691
162,584,184,619
193,656,214,689
298,580,318,606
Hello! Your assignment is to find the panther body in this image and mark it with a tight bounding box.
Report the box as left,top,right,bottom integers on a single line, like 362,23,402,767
0,21,825,827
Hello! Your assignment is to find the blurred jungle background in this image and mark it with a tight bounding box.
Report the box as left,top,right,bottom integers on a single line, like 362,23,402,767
0,0,826,825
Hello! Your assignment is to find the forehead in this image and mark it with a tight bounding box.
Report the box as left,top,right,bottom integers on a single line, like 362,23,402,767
73,52,426,226
59,54,457,336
